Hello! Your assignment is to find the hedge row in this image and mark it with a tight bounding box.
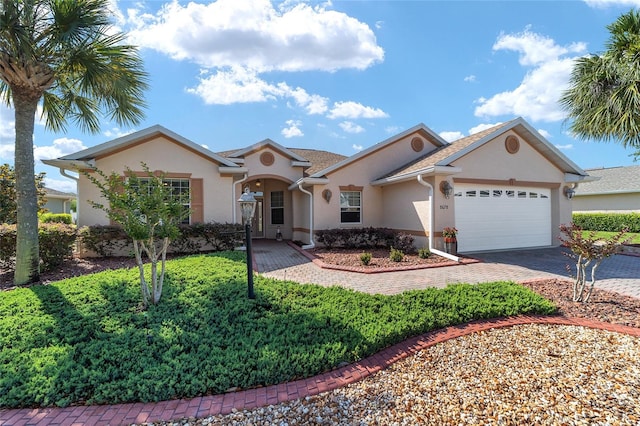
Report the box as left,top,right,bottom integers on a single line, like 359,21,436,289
315,227,416,253
572,212,640,233
0,222,245,270
77,222,244,257
0,223,76,271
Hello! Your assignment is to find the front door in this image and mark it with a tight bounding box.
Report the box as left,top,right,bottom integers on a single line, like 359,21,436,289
251,198,264,238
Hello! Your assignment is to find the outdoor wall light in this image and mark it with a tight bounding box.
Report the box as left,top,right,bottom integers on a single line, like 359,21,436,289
238,187,257,299
255,179,261,187
564,185,576,200
322,189,332,203
440,180,454,199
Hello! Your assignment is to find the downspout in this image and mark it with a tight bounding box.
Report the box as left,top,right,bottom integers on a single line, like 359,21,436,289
417,175,460,262
297,183,315,249
232,173,249,223
59,168,79,223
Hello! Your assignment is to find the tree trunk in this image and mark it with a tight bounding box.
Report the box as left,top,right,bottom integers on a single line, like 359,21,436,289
12,90,40,285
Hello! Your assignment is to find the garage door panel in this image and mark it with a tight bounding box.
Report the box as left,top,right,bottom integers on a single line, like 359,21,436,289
454,185,551,252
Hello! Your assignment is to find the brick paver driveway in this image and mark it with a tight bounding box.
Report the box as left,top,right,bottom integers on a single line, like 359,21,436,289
253,241,640,299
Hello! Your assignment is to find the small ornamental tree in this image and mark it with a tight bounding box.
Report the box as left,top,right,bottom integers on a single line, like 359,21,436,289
559,223,629,303
85,163,190,308
0,164,47,224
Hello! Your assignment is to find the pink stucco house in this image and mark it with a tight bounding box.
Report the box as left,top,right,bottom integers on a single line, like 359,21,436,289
43,117,591,255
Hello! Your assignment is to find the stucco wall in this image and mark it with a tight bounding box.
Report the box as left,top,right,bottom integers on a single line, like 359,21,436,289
379,179,432,248
572,193,640,212
451,131,572,247
77,136,235,226
314,132,438,231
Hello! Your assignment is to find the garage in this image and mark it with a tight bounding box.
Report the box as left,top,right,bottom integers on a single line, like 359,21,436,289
454,184,552,252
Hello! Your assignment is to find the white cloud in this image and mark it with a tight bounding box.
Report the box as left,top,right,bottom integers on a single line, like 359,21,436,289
34,138,87,162
103,127,136,138
126,0,383,73
469,122,502,134
0,104,14,143
385,125,401,134
0,143,14,161
537,128,552,139
555,143,574,150
464,75,476,82
475,29,587,122
328,101,388,119
583,0,640,7
493,28,585,66
439,131,464,142
352,144,363,151
188,67,281,105
43,177,77,193
339,121,365,134
281,119,304,138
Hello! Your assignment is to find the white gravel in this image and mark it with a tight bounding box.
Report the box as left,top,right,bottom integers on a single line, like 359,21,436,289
154,324,640,426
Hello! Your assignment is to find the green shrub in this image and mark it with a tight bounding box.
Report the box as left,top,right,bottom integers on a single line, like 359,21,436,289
39,223,76,270
78,222,244,257
392,233,415,253
0,253,555,408
390,248,404,262
315,227,399,249
359,252,372,265
0,223,76,271
39,213,72,224
572,213,640,233
418,247,431,259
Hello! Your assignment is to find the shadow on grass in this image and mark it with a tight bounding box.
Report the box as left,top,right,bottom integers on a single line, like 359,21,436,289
0,252,366,408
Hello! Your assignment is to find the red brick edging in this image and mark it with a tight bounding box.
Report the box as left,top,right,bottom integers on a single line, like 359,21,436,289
287,241,480,273
1,315,637,426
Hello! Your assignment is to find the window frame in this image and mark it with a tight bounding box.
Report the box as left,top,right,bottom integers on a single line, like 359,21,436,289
339,190,362,224
270,190,284,225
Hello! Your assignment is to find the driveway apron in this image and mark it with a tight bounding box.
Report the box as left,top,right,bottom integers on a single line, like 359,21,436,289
252,241,640,299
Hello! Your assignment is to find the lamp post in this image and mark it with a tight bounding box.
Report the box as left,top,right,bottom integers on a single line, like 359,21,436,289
238,187,257,299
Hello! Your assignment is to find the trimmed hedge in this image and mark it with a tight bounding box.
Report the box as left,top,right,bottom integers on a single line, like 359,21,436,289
78,222,244,257
39,213,72,224
572,212,640,233
315,227,415,252
0,223,76,271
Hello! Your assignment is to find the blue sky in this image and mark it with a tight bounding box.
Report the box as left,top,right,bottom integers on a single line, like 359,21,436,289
1,0,640,193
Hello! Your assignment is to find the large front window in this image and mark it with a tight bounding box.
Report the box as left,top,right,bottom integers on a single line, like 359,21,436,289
136,177,191,224
340,191,361,223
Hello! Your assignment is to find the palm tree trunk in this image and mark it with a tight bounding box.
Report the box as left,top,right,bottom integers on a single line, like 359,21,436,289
12,90,40,285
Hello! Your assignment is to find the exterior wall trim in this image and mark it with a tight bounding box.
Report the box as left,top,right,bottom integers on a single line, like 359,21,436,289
453,177,560,189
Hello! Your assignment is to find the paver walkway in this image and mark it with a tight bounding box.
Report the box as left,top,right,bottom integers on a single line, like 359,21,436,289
1,242,638,426
254,241,640,299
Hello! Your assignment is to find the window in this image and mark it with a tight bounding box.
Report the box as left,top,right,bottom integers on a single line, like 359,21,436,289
136,177,191,224
493,190,503,197
340,191,361,223
466,190,477,197
271,191,284,225
480,190,490,198
518,191,527,198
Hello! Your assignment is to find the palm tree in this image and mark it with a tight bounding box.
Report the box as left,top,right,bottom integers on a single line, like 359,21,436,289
0,0,148,285
560,10,640,160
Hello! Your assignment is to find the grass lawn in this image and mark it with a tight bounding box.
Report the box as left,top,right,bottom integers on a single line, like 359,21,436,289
581,231,640,244
0,252,556,408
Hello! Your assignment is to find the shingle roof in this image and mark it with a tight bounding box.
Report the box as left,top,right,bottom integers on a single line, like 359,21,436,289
379,121,512,180
288,148,347,176
44,187,76,197
574,165,640,195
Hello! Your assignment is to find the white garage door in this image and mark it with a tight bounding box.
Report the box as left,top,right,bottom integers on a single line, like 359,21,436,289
454,185,551,252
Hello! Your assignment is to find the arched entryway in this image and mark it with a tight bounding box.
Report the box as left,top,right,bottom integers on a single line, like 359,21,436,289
241,177,293,240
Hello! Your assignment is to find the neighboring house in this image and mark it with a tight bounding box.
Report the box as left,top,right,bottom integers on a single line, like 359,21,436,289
43,117,591,253
572,165,640,213
43,187,76,214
